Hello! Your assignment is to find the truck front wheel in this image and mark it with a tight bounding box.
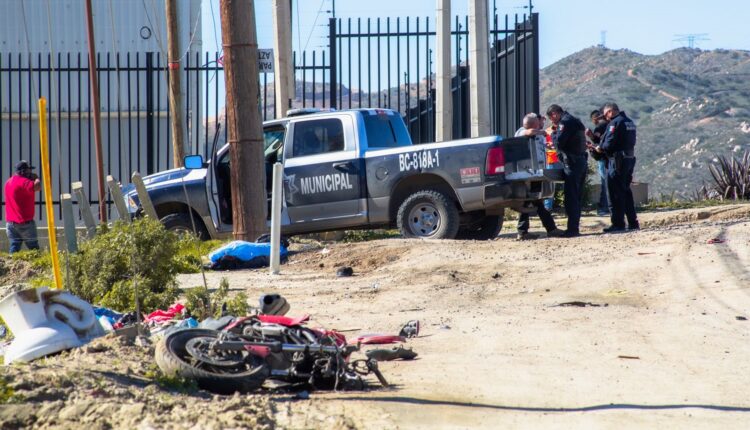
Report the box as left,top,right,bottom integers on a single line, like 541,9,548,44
397,190,459,239
161,213,209,240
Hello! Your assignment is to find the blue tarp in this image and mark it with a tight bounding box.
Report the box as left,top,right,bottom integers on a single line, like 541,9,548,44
208,240,288,264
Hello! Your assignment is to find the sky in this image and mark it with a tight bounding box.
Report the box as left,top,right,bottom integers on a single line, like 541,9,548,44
201,0,750,69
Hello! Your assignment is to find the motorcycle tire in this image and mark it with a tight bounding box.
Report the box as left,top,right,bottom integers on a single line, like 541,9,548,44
155,328,270,395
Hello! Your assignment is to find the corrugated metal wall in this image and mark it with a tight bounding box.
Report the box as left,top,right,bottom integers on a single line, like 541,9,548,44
0,0,201,57
0,0,201,224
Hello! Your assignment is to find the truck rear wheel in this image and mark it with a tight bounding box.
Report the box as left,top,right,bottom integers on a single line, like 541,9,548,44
456,213,503,240
161,213,209,240
397,190,459,239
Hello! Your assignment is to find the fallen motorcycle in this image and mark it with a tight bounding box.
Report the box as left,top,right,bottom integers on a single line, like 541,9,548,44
155,316,388,394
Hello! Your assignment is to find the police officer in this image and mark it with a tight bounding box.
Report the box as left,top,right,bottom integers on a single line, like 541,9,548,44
546,104,588,237
585,109,610,216
598,102,639,232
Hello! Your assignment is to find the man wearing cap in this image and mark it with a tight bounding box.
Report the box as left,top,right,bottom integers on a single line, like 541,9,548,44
5,161,41,253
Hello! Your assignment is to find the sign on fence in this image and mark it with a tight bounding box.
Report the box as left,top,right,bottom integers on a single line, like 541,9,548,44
258,49,274,73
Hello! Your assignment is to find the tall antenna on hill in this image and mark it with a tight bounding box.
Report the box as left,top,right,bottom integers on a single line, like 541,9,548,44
599,30,607,48
673,33,710,49
672,33,710,103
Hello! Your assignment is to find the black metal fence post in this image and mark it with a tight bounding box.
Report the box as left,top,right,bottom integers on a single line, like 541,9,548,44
145,52,154,174
531,13,540,114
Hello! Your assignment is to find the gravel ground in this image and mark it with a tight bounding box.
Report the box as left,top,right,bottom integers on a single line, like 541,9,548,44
2,204,750,429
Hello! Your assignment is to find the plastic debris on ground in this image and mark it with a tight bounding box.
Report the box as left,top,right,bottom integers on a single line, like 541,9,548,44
143,303,199,338
0,286,106,364
208,240,288,270
152,317,199,338
94,306,124,332
145,303,187,324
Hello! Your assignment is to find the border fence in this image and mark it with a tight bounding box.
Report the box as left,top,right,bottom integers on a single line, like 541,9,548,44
1,12,538,222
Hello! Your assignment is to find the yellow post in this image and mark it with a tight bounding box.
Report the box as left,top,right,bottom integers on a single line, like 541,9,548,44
38,98,63,290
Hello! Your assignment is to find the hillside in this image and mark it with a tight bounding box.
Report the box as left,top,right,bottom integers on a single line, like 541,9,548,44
540,46,750,196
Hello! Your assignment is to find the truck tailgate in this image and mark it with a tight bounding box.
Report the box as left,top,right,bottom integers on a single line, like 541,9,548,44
502,137,563,181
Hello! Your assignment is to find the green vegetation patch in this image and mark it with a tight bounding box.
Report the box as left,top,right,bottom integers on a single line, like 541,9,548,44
66,218,184,313
342,229,400,242
184,277,249,320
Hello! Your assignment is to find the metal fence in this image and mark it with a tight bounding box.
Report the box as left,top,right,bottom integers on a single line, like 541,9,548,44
1,12,538,221
316,12,538,143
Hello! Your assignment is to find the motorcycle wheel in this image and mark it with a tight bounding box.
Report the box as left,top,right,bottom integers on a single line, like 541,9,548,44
155,328,270,394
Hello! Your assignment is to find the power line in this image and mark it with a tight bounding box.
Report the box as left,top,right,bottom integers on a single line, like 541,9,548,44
673,33,710,49
303,0,327,52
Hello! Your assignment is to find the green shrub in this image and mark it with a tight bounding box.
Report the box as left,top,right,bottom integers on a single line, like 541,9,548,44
10,249,51,271
704,152,750,200
172,235,223,274
66,218,182,313
184,277,249,320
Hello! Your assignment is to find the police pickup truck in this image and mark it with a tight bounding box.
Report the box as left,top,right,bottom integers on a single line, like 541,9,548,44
123,108,557,240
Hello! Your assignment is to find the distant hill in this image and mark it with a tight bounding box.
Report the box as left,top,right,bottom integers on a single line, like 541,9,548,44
540,46,750,197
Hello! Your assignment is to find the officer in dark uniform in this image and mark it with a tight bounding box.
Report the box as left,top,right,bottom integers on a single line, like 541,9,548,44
585,109,610,216
598,102,639,232
546,104,588,237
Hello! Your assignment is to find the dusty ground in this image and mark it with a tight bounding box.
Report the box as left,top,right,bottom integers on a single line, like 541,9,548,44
3,204,750,429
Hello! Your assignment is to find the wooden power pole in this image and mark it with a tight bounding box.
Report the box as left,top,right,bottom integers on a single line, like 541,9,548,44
435,0,452,142
468,0,491,137
165,0,185,167
272,0,294,118
219,0,268,241
83,0,107,223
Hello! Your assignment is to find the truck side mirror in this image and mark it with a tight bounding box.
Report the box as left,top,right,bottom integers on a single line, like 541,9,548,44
184,155,205,169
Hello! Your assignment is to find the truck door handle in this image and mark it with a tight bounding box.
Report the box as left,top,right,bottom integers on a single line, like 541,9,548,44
333,161,357,174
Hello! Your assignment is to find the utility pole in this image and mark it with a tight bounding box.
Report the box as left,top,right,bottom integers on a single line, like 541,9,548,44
165,0,186,167
83,0,107,222
435,0,452,142
468,0,491,137
273,0,294,118
220,0,268,241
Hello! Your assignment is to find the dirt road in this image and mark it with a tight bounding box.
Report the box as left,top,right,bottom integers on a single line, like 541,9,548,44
3,204,750,429
181,204,750,429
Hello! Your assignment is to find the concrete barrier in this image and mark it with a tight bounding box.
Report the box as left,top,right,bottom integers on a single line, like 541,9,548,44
588,182,649,207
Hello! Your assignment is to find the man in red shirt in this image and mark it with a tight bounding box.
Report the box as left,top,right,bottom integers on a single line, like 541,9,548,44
5,160,41,253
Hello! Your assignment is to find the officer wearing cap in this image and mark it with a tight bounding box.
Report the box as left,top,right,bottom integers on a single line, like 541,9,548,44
546,104,588,237
598,102,639,232
4,160,41,253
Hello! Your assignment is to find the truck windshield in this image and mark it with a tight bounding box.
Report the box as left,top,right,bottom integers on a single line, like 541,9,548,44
363,113,412,148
